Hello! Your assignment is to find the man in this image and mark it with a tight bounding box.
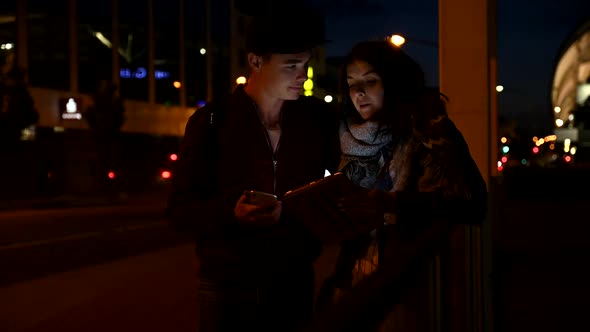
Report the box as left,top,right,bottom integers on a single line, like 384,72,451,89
166,7,340,332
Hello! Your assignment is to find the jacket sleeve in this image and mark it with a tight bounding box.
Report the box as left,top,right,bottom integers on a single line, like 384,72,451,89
166,106,239,240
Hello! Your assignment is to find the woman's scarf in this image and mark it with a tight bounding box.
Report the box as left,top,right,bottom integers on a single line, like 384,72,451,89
339,116,393,189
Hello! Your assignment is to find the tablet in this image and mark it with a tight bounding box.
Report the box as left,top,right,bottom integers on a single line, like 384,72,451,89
283,172,359,201
282,172,370,244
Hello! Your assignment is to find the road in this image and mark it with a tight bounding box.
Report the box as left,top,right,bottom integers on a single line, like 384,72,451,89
491,169,590,332
0,194,187,287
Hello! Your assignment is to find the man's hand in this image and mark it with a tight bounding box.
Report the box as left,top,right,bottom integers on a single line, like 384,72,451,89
234,193,282,227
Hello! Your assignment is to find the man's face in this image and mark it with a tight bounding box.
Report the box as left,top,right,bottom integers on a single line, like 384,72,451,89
258,52,311,101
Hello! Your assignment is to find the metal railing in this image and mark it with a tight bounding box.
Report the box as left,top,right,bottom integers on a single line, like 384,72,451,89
302,219,457,332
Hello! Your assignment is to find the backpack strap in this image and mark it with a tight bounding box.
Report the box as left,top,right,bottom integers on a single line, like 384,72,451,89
203,97,228,163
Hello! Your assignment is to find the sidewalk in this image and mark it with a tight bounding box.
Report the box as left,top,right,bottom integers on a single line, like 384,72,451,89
0,244,199,332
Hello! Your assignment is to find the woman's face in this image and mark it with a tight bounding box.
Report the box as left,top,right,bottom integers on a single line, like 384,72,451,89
346,60,384,121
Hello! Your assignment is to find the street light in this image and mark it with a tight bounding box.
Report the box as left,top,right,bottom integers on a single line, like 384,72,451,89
388,34,439,48
236,76,247,85
390,34,406,47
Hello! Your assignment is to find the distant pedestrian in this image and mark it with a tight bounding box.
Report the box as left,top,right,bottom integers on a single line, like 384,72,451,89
85,80,125,186
0,50,38,152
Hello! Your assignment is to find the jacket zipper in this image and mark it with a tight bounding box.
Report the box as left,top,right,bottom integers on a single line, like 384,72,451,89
261,128,278,194
254,103,282,194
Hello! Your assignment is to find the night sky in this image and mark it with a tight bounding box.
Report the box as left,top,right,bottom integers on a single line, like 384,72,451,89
306,0,590,132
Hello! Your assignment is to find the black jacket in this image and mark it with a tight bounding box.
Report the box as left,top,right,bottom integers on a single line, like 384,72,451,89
167,85,341,277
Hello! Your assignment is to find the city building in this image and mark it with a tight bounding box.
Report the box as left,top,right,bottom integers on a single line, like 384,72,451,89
551,18,590,160
0,0,329,137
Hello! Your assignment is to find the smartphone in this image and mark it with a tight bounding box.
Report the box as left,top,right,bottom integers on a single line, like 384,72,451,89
245,190,278,206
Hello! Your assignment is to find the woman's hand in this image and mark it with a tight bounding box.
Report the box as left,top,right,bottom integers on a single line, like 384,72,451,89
338,190,395,219
337,190,397,228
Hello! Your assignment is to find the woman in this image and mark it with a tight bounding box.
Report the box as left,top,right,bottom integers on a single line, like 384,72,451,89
317,40,487,331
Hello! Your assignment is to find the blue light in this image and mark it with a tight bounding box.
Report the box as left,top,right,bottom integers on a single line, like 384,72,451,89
197,100,206,107
155,70,170,79
120,67,170,80
120,68,132,79
134,67,147,79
